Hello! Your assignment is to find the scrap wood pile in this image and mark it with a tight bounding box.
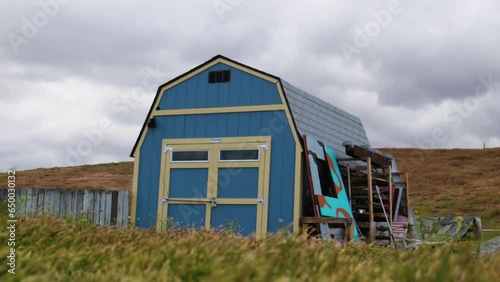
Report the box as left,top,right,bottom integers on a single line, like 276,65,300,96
301,135,482,248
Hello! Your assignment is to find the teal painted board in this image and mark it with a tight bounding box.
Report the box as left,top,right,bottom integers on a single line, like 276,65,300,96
217,168,258,199
308,155,330,240
211,205,257,236
169,168,208,198
158,63,281,110
323,146,359,240
167,204,206,229
304,136,330,240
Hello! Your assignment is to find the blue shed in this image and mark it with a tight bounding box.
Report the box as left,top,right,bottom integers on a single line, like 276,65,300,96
130,55,370,236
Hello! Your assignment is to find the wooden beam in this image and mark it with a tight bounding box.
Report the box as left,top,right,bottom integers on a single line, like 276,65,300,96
367,157,375,242
473,217,483,240
387,165,393,245
344,144,392,167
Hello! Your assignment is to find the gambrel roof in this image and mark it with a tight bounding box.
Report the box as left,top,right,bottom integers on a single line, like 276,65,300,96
282,79,369,157
131,55,370,157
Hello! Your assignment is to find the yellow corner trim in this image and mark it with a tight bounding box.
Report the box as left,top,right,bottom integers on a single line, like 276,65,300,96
293,144,302,233
130,151,140,226
275,81,301,148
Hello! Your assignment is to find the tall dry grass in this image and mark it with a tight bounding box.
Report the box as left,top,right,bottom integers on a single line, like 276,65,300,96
0,213,499,281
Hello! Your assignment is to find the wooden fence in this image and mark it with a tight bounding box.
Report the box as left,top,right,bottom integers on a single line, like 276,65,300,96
0,188,129,227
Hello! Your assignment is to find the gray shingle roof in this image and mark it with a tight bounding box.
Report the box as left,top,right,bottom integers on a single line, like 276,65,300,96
281,79,370,157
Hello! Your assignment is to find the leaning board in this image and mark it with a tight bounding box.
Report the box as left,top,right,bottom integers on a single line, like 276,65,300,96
323,146,360,240
303,135,331,240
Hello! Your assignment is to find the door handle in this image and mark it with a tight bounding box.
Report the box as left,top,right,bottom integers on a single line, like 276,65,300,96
256,198,265,205
211,197,217,208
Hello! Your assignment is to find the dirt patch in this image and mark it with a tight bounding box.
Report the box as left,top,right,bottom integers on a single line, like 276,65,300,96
0,162,133,191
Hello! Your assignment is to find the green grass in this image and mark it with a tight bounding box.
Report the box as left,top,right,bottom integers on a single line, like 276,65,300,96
0,214,499,281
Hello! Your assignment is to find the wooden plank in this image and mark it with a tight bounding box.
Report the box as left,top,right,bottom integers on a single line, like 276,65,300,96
16,189,22,216
35,189,44,216
300,217,353,224
111,191,118,226
76,190,84,220
53,189,61,216
387,166,393,243
25,188,33,217
104,191,112,226
347,167,351,207
405,173,410,219
367,158,375,242
303,136,331,240
116,190,130,228
82,190,91,222
93,190,101,225
99,190,106,226
48,189,57,215
30,189,38,217
71,190,78,220
344,144,392,167
122,190,129,227
473,218,483,240
46,189,52,214
60,189,68,219
43,189,51,215
117,190,125,227
67,190,74,219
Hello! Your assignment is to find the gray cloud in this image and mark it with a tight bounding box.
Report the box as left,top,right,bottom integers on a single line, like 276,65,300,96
1,0,500,171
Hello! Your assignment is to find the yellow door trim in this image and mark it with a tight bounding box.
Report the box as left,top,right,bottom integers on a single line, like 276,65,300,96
157,136,271,236
156,139,170,230
261,138,272,235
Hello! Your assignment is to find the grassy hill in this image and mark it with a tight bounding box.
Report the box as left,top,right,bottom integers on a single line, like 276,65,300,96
1,148,499,226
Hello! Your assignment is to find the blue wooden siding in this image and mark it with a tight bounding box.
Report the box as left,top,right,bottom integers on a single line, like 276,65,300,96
211,205,257,236
135,111,297,233
167,204,206,229
169,168,208,198
159,63,281,110
218,168,258,198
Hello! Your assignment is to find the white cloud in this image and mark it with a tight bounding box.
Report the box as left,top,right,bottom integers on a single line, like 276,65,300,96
1,0,500,170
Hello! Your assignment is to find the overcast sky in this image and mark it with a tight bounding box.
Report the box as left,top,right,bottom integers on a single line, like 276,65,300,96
1,0,499,171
